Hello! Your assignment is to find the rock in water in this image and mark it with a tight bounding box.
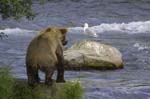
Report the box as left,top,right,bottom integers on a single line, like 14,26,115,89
0,32,8,39
64,40,123,70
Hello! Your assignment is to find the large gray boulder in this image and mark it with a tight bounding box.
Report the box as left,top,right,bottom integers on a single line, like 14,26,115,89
64,40,123,70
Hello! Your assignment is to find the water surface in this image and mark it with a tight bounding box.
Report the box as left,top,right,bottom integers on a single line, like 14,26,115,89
0,0,150,99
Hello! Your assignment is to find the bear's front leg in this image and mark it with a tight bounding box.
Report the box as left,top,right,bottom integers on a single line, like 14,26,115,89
56,64,65,83
56,47,65,83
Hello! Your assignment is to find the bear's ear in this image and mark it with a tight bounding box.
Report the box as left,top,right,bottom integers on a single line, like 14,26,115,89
60,28,67,34
45,27,51,32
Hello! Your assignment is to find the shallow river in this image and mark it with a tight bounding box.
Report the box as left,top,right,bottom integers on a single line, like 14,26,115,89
0,0,150,99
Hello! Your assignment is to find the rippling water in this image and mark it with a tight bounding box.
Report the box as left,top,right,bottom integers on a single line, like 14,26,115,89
0,0,150,99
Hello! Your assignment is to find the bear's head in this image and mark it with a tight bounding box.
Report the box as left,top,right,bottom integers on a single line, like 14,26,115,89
59,28,68,45
44,27,68,45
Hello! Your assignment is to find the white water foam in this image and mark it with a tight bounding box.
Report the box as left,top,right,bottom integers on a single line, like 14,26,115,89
92,21,150,34
1,21,150,37
133,43,150,51
0,28,36,36
69,21,150,34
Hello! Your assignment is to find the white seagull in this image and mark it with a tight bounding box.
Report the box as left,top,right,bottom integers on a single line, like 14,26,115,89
83,23,98,37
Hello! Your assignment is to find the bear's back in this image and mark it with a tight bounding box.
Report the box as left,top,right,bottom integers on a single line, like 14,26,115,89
26,27,61,68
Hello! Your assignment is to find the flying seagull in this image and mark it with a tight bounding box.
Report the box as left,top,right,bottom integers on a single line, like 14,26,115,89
83,23,98,37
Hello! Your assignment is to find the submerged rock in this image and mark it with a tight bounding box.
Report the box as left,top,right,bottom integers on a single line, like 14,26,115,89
64,40,123,70
0,32,8,39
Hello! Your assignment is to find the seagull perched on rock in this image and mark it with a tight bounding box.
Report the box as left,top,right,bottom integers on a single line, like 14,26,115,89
83,23,98,37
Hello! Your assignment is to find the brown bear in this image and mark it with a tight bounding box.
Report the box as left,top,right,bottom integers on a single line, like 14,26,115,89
26,26,68,86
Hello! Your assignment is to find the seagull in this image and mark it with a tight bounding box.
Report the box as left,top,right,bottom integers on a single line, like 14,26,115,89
83,23,98,37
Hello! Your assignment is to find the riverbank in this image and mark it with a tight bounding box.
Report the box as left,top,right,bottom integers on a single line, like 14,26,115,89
0,67,83,99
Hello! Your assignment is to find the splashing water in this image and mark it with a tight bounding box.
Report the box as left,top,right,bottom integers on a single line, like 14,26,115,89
69,21,150,35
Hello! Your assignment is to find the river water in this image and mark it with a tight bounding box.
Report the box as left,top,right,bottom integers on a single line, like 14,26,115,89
0,0,150,99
